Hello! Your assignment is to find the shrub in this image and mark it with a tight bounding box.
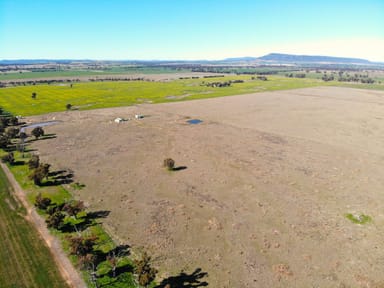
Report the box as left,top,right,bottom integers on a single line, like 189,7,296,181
28,154,40,170
1,152,14,165
67,235,98,256
5,127,19,139
34,193,52,210
163,158,175,171
29,163,50,185
134,252,157,287
46,211,66,229
31,126,44,139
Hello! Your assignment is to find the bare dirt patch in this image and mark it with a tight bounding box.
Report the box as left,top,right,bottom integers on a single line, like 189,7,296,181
29,87,384,287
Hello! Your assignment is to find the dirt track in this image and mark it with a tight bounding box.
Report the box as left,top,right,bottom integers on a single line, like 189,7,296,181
29,86,384,287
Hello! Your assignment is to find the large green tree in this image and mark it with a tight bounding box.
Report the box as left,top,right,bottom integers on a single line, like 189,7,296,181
31,126,44,139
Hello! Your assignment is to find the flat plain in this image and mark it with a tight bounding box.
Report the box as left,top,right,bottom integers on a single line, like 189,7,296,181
0,75,331,116
27,86,384,287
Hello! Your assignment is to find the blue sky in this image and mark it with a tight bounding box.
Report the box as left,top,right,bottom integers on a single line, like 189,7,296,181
1,0,383,61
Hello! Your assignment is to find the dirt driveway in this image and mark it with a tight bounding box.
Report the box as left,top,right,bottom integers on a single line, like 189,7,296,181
30,86,384,287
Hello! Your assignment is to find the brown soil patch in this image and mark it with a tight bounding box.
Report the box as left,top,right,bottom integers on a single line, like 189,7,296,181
29,87,384,287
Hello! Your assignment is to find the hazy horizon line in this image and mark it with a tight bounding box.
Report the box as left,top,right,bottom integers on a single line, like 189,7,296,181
1,53,382,63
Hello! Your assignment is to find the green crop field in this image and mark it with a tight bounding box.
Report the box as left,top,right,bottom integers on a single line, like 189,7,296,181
0,66,187,81
0,75,330,116
0,166,69,288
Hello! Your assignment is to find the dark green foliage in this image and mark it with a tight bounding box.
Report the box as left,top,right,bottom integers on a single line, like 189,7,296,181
5,127,19,139
67,235,98,256
31,126,44,139
46,203,65,216
0,116,9,127
46,211,66,229
34,193,52,210
29,163,50,185
0,134,10,149
9,116,18,126
19,131,28,141
163,158,175,171
28,154,40,170
1,152,14,164
322,73,334,81
63,200,85,218
134,252,157,287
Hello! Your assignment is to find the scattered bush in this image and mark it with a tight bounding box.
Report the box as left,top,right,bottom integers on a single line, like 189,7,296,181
31,126,44,139
34,193,52,210
1,152,14,164
163,158,175,171
46,211,66,229
67,235,98,256
5,127,19,139
0,134,10,149
134,252,157,287
28,154,40,170
29,163,50,185
63,200,85,218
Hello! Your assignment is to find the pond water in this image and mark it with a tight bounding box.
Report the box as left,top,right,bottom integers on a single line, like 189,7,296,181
187,119,203,124
20,120,61,132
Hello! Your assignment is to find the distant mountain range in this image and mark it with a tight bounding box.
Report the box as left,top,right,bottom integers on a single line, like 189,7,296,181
0,53,379,65
224,53,373,64
257,53,371,64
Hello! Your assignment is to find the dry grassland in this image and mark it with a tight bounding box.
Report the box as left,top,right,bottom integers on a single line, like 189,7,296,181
29,87,384,287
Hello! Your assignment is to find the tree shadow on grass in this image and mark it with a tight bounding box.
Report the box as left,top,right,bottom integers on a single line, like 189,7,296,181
10,160,25,166
155,268,209,288
24,147,37,153
41,170,74,186
93,244,131,269
59,209,111,233
60,218,96,233
86,210,110,220
97,263,134,288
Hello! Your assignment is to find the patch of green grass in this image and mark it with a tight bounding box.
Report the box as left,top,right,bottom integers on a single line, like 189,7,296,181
71,182,86,190
0,166,69,288
2,151,71,204
0,75,331,116
345,213,372,224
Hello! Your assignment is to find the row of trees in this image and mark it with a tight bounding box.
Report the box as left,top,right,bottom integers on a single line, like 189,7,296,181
0,76,154,88
0,78,82,88
35,191,157,287
0,106,159,287
202,79,244,88
285,73,306,78
1,126,45,165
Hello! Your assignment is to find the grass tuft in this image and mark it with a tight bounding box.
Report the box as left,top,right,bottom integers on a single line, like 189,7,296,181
345,213,372,224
